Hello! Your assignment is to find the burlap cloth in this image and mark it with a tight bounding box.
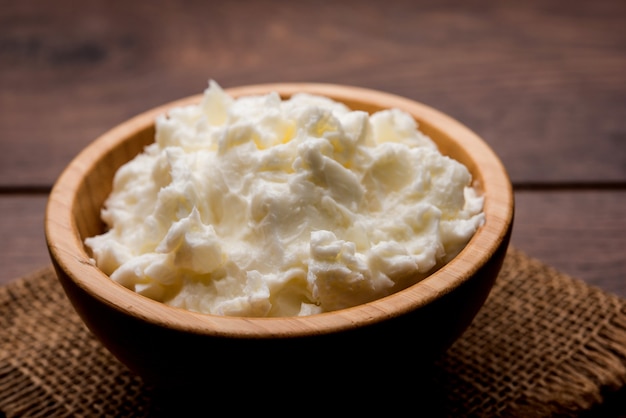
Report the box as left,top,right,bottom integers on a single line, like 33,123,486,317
1,247,625,417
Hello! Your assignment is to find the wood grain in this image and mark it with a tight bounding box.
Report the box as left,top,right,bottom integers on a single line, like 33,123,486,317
512,190,626,298
0,196,49,283
1,0,625,186
0,2,624,298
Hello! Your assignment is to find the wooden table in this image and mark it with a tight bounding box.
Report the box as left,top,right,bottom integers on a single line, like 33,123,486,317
4,0,623,297
0,0,625,414
1,3,624,291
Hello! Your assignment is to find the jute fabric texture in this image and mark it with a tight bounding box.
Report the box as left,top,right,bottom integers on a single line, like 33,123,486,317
1,248,625,417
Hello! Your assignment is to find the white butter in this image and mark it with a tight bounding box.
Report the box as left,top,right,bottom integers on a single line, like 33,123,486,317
85,81,485,317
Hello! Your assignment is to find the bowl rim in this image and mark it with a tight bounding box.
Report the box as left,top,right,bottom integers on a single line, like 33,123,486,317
45,82,514,338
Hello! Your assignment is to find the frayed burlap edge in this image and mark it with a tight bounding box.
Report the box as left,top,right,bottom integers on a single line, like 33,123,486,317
435,248,626,417
517,262,626,416
0,267,151,417
505,304,626,417
1,248,625,417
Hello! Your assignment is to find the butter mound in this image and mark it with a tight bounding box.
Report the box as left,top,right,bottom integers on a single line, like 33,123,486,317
85,81,484,317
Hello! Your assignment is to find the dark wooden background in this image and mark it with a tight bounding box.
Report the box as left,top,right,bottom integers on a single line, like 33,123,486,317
0,0,625,415
0,0,626,414
1,1,624,295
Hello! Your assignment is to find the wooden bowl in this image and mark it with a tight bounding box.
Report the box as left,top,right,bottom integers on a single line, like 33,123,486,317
45,83,513,406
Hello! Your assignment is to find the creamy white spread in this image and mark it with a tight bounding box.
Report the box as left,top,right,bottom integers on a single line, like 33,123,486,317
85,81,485,317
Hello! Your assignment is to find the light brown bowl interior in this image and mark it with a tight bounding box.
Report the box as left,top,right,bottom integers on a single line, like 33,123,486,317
46,83,513,338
